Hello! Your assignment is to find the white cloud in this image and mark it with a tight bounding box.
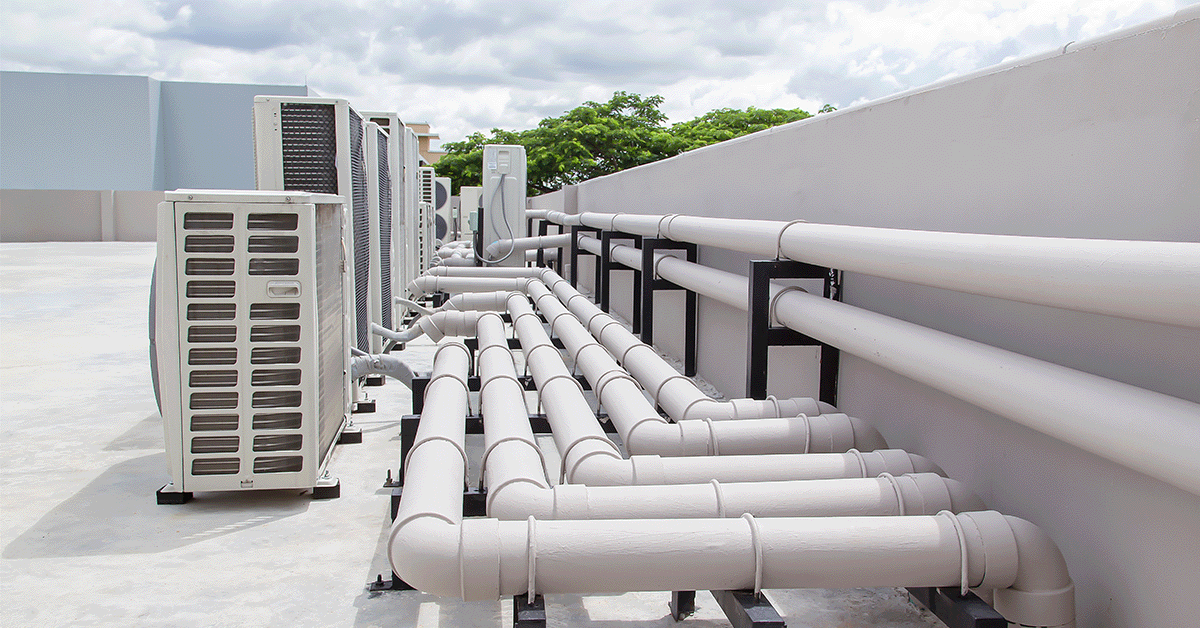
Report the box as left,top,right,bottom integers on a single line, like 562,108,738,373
1,0,1192,149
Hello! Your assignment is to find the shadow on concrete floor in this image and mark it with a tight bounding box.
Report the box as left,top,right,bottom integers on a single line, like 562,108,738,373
3,451,311,559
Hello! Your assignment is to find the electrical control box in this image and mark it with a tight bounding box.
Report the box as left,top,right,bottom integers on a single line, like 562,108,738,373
480,145,527,266
459,186,482,239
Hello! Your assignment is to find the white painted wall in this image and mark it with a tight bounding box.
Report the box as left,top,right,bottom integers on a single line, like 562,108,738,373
1,71,312,240
538,9,1200,627
1,72,162,191
160,81,310,190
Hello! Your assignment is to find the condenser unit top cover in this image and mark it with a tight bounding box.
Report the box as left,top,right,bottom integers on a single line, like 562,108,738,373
165,190,346,205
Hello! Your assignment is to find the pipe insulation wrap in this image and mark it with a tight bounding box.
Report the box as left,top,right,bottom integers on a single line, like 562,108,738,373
484,232,572,259
556,210,1200,328
575,237,1200,497
772,288,1200,496
349,353,416,387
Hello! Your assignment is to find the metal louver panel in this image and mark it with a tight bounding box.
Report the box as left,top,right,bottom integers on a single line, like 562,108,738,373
314,203,346,461
279,103,338,194
377,130,393,330
350,110,370,352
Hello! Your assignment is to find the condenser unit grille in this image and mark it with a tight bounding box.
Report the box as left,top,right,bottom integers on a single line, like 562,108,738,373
349,110,371,352
168,197,346,493
279,103,338,194
377,130,393,330
314,204,346,461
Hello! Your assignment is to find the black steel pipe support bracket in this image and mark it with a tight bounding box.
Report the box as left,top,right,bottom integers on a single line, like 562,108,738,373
746,259,842,405
906,587,1008,628
535,219,565,273
710,590,786,627
569,225,601,287
639,238,699,377
514,594,547,627
596,230,644,333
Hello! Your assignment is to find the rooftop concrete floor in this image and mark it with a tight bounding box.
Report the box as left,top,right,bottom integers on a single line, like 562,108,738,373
1,242,944,628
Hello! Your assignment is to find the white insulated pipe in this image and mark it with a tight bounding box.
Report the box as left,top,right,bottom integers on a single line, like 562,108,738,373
505,290,940,485
588,236,1200,497
349,352,416,386
540,267,837,420
476,307,977,519
483,232,572,260
553,210,1200,328
412,267,839,421
525,277,887,455
391,347,1074,626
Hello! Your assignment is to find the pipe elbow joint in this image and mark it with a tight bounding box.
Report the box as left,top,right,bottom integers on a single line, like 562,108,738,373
994,516,1075,628
388,516,465,599
847,415,888,451
487,481,553,521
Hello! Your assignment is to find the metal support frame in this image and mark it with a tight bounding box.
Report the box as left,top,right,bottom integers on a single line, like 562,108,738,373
569,225,601,287
534,219,564,273
670,590,697,621
746,259,842,405
907,587,1008,627
711,590,786,627
598,231,643,332
639,238,699,377
513,594,547,627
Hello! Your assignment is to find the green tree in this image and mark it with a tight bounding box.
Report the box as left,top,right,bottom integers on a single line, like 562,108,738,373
667,106,813,152
435,92,819,195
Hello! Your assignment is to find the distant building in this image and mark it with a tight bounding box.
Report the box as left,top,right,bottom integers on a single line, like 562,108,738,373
403,121,445,165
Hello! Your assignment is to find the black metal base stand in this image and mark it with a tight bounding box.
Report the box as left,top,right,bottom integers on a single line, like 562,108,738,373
711,590,786,627
670,590,697,620
364,375,385,387
907,587,1007,627
514,594,547,627
156,484,192,505
311,476,340,500
338,423,363,444
352,399,376,414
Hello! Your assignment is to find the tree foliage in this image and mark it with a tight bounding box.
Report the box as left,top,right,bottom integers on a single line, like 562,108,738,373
435,91,826,195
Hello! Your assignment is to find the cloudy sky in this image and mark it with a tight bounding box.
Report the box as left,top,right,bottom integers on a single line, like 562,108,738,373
2,0,1193,149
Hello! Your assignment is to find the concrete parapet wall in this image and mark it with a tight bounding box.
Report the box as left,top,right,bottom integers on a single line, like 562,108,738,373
1,189,161,242
540,9,1200,628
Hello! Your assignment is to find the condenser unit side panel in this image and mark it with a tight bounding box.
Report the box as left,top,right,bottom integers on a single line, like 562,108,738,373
314,202,349,464
348,110,371,353
251,103,285,191
173,201,319,491
156,200,187,489
377,130,393,333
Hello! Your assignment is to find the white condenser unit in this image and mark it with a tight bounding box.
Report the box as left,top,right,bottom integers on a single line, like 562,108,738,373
480,145,527,267
364,122,395,353
252,95,375,354
154,190,351,502
417,166,436,274
362,111,406,327
432,176,453,242
401,128,422,295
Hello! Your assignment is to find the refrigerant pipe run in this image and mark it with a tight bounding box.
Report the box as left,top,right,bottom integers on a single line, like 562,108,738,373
550,210,1200,328
582,234,1200,497
475,307,981,520
409,270,838,422
390,341,1074,627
